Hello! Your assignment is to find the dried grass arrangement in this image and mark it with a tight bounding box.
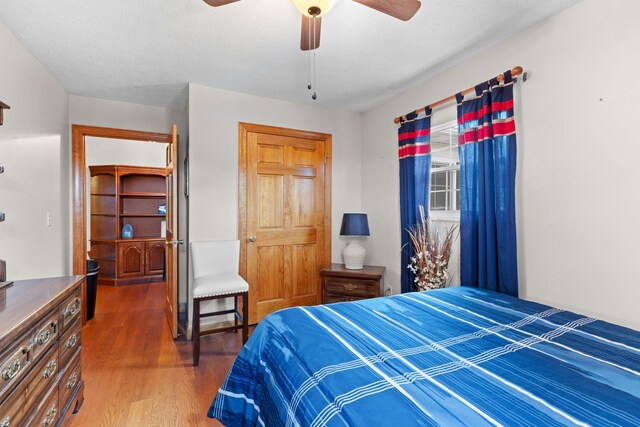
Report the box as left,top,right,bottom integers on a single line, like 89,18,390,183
406,205,458,291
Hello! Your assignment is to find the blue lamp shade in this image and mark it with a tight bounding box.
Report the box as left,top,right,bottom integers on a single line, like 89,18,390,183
340,213,370,236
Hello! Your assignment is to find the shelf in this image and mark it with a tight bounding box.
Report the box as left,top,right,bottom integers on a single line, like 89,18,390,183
91,193,116,197
120,192,166,198
120,213,166,218
92,256,116,262
91,214,116,217
91,237,165,243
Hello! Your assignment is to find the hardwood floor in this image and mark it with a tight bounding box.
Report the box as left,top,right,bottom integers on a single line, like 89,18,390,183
70,282,243,426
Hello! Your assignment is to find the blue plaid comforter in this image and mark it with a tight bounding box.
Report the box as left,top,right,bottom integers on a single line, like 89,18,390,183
209,287,640,426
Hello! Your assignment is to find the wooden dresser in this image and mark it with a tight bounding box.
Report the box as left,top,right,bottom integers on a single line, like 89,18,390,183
321,264,386,303
0,276,84,426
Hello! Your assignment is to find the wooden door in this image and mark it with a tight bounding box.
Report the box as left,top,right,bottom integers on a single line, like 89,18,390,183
164,125,178,339
241,123,331,324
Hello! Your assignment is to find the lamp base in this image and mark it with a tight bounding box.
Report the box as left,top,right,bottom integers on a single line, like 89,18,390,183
342,239,365,270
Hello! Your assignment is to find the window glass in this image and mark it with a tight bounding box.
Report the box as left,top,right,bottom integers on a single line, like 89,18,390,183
429,121,460,213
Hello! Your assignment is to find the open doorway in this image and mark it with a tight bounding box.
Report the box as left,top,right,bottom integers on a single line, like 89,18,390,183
71,125,187,339
85,138,167,286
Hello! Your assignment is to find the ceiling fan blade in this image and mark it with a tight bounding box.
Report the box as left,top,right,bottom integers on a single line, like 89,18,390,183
352,0,421,21
300,15,322,51
202,0,241,7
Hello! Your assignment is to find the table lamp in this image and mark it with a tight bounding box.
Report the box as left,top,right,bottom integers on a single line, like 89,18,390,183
340,213,370,270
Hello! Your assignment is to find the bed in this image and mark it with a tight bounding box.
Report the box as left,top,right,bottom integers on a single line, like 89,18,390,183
209,287,640,426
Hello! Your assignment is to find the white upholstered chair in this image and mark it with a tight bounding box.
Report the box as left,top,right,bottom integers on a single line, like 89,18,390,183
190,240,249,366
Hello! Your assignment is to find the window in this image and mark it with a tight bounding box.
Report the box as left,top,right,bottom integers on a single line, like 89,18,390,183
430,121,460,214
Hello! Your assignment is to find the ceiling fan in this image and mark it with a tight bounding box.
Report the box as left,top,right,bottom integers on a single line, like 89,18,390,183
202,0,422,50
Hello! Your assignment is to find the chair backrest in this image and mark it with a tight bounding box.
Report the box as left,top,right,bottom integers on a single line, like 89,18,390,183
190,240,240,279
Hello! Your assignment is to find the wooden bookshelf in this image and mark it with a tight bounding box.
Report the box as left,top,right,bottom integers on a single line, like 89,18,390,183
88,165,167,285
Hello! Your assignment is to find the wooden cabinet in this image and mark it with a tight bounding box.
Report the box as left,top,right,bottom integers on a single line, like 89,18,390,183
0,276,84,426
321,264,385,303
145,241,166,276
117,241,144,277
89,165,166,285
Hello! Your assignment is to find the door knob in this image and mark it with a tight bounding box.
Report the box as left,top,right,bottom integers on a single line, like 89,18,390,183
249,236,257,242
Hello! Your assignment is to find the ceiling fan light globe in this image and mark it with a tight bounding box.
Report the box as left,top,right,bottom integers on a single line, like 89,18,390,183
291,0,338,17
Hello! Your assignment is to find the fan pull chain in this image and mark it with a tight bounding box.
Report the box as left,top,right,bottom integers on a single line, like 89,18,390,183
307,19,312,91
311,16,317,100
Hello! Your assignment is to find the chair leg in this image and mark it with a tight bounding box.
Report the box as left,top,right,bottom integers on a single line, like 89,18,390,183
193,298,201,367
234,295,239,333
242,291,248,344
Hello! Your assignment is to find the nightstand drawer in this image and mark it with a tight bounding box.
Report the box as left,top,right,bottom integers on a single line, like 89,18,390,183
324,294,368,304
324,277,378,297
321,264,385,304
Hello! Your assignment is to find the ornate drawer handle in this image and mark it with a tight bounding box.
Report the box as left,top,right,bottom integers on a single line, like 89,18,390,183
36,321,56,346
66,333,78,349
66,372,78,389
42,360,57,379
63,298,81,318
37,330,51,346
2,359,21,382
343,283,357,291
1,416,10,427
1,347,27,381
41,404,57,427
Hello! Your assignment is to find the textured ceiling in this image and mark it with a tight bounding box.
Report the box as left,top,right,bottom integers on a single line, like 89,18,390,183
0,0,580,111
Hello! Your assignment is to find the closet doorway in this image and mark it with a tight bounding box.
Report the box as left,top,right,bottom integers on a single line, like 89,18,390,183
238,123,332,324
71,125,181,339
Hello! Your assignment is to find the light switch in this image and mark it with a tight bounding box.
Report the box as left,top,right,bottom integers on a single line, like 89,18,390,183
46,211,52,226
0,212,4,222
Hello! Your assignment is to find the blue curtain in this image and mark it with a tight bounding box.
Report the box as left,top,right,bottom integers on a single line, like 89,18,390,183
456,70,518,296
398,108,432,293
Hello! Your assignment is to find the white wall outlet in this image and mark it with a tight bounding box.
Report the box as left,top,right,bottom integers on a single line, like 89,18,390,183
46,211,52,227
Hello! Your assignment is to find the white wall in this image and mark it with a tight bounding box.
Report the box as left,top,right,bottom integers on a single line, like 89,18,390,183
361,0,640,329
85,137,167,167
188,84,363,326
0,21,70,280
189,84,362,255
69,96,187,135
70,95,189,304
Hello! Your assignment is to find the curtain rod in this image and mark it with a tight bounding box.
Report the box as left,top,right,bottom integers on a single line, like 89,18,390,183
394,66,524,124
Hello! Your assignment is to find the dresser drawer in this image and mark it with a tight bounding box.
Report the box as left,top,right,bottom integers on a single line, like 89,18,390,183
324,277,379,297
0,377,29,427
59,320,81,369
0,338,30,403
59,354,81,413
0,343,59,426
59,291,81,332
29,313,58,363
24,343,59,414
25,381,59,427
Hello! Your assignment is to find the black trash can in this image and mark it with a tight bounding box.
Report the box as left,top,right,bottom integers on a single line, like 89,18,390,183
86,259,100,321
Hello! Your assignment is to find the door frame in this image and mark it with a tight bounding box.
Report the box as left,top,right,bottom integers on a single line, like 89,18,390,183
237,122,333,298
71,125,173,326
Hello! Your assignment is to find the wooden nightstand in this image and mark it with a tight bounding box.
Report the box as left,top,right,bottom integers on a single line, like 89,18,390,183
321,263,386,303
